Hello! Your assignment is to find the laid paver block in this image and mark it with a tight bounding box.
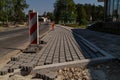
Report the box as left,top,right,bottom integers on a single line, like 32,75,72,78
60,59,66,63
0,68,8,75
66,57,73,61
20,62,35,72
32,58,39,61
60,55,65,58
46,57,53,60
53,55,59,58
7,61,15,65
0,66,14,75
39,59,46,62
66,55,72,57
72,56,79,60
14,62,22,65
11,64,19,69
45,59,52,65
37,61,44,66
47,55,53,57
11,56,20,61
31,60,38,65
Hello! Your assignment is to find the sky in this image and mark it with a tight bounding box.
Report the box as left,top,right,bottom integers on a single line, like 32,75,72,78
25,0,104,15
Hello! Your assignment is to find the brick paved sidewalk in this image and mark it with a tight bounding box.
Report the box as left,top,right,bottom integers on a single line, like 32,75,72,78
0,25,114,77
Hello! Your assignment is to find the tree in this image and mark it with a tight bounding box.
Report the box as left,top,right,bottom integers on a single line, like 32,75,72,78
76,4,88,25
91,4,96,21
46,12,54,21
84,4,92,21
96,5,104,21
76,4,104,24
54,0,76,24
0,0,7,23
12,0,28,23
0,0,29,24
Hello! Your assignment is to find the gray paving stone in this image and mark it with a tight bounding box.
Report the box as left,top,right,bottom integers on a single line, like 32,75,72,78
1,26,114,76
0,68,8,75
11,56,20,61
37,61,44,66
11,64,19,69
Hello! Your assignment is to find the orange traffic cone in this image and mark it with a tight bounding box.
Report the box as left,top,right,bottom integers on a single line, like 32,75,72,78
52,21,54,30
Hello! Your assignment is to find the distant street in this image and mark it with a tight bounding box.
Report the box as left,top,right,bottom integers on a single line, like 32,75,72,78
0,23,50,58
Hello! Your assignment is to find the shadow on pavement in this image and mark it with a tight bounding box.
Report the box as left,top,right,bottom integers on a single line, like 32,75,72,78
70,28,120,80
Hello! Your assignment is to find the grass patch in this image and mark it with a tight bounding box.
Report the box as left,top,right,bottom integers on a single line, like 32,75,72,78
63,24,87,29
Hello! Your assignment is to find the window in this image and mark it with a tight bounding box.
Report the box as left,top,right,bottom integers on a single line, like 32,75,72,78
113,0,118,19
109,0,113,17
107,0,110,16
118,0,120,21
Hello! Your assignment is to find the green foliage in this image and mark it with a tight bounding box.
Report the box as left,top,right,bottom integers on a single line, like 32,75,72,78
54,0,76,23
76,4,88,25
54,0,104,25
90,4,104,21
76,4,104,25
0,0,29,23
64,24,87,29
46,12,55,21
81,18,88,25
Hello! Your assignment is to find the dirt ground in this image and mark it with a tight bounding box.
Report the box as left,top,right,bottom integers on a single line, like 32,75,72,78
0,23,27,32
4,60,119,80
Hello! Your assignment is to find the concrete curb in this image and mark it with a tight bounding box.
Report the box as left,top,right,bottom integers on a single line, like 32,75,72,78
34,57,114,70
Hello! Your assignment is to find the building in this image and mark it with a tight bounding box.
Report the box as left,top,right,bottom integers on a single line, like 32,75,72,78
39,17,48,22
88,0,120,34
98,0,120,22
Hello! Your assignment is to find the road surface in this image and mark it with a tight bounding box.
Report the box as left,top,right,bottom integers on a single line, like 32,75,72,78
0,23,50,58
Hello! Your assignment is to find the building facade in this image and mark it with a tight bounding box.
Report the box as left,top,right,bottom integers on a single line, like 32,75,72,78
106,0,120,21
99,0,120,22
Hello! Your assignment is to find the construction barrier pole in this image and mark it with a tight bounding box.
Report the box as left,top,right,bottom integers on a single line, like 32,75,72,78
29,12,39,45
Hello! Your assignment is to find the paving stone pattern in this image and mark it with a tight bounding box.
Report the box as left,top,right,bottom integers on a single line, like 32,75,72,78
0,26,106,75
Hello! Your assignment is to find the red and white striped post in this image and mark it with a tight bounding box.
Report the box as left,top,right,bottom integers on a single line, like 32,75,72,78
29,12,39,45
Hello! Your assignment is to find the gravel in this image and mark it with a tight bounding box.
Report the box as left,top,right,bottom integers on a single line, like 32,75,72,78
55,67,90,80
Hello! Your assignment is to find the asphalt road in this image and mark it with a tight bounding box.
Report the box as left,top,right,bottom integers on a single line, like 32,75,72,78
0,23,50,58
